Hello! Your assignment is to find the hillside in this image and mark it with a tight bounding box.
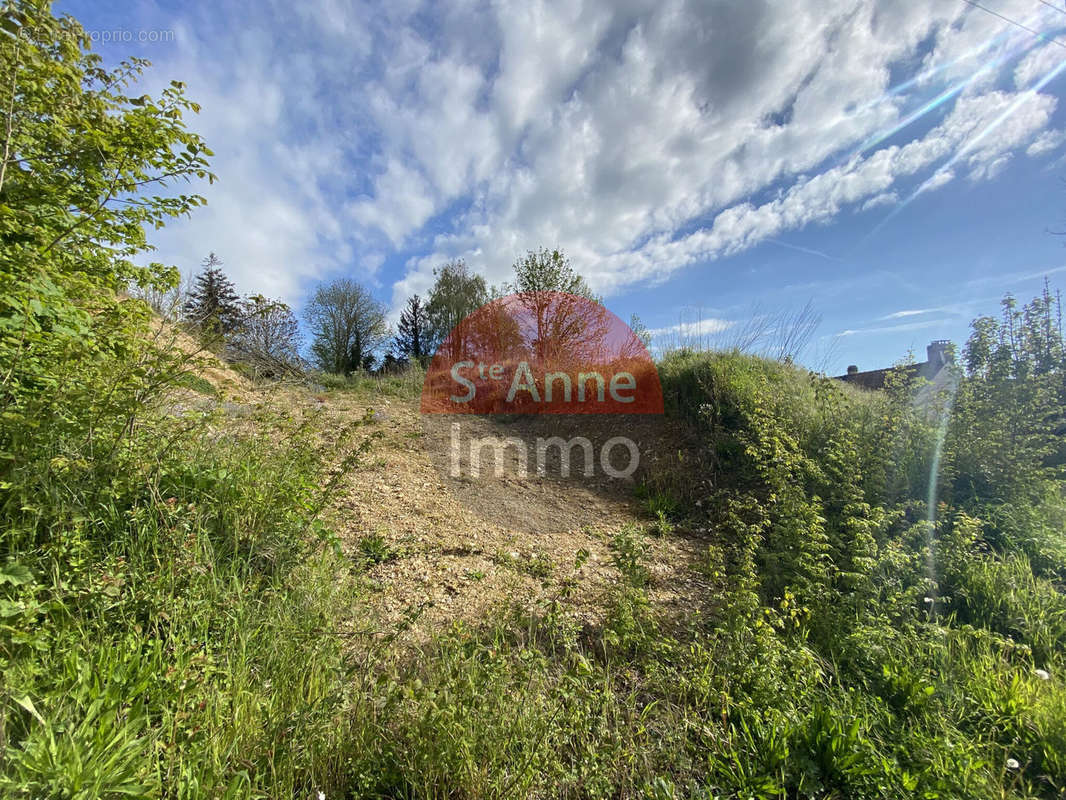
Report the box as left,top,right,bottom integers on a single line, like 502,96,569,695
256,379,711,643
3,5,1065,794
5,308,1066,797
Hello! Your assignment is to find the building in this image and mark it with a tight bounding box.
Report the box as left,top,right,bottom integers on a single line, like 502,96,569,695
835,340,954,390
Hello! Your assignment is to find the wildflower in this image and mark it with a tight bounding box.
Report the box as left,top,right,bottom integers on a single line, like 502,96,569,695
317,792,326,800
1006,758,1020,770
923,597,934,604
1035,668,1051,681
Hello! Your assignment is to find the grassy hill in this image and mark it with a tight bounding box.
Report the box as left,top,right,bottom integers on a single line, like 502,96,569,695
3,337,1065,798
3,5,1064,794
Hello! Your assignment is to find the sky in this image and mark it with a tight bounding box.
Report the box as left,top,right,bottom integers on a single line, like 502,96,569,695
57,0,1066,373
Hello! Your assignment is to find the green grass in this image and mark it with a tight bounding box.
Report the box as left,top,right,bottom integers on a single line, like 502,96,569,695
312,363,425,400
3,348,1066,798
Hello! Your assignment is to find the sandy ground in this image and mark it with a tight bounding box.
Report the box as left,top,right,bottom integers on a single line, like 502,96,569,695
307,388,714,643
173,349,713,643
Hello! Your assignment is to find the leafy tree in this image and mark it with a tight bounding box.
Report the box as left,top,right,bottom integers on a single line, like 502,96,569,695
393,293,431,365
508,247,598,300
227,294,303,377
629,314,652,350
0,0,213,487
303,278,387,374
129,271,191,321
425,259,488,359
508,248,606,363
183,253,242,334
947,281,1066,504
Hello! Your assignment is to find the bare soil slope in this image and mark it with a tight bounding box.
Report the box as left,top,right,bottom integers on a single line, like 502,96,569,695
308,387,713,642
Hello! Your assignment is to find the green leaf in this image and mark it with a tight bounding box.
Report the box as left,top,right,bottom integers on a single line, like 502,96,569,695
0,562,34,586
12,694,45,724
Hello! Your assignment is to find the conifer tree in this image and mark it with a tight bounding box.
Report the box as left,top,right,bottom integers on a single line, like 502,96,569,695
393,294,431,365
184,253,242,334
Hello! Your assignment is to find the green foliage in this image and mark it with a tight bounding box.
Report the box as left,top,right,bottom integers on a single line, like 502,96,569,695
424,258,488,352
182,253,241,335
0,1,214,497
303,278,387,375
392,293,431,365
0,5,370,796
4,2,1065,795
946,283,1066,507
312,361,425,399
358,531,396,565
508,246,599,301
494,549,554,580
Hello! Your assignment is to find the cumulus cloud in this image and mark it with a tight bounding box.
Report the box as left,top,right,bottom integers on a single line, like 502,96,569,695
124,0,1066,312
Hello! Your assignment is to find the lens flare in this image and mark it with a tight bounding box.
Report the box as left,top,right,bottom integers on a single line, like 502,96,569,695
922,370,960,611
851,20,1022,117
864,52,1066,241
843,14,1050,169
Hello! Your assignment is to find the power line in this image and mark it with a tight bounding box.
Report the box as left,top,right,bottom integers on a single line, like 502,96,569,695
1035,0,1066,19
958,0,1066,49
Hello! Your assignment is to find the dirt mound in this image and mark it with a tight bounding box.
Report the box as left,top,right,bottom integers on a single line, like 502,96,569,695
304,387,713,644
150,320,261,405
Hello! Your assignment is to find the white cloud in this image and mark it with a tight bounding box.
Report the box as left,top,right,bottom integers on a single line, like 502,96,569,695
1028,129,1066,157
861,192,899,212
647,319,734,338
880,308,936,320
838,319,948,337
124,0,1066,313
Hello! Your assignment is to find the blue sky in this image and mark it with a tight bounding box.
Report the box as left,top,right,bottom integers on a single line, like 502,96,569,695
59,0,1066,373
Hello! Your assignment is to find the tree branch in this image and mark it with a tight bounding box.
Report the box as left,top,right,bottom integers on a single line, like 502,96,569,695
0,36,21,195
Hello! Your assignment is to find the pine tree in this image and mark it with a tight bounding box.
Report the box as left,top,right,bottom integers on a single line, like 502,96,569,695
393,294,431,365
183,253,242,334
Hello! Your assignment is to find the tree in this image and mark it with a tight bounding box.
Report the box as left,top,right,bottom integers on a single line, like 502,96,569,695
629,314,652,350
508,247,598,300
425,260,488,359
0,0,213,462
508,248,606,363
183,253,242,334
425,259,488,341
303,278,387,374
947,283,1066,505
227,295,303,377
393,294,431,365
130,269,194,322
379,352,403,374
